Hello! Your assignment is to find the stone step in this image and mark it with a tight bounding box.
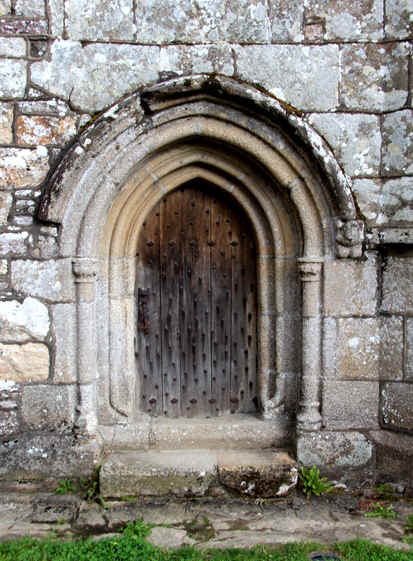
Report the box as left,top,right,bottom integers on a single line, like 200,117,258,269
100,414,292,451
100,449,298,499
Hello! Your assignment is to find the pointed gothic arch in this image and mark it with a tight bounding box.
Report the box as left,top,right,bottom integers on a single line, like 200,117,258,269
39,75,364,448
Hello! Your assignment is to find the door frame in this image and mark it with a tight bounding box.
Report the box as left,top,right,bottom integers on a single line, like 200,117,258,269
38,76,362,449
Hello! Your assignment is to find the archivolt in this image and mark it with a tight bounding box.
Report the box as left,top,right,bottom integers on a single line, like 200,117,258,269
37,75,360,433
39,74,357,260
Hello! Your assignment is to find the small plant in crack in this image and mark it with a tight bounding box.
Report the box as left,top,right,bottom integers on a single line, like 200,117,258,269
364,502,398,520
404,514,413,533
298,465,334,500
55,466,105,507
55,478,77,495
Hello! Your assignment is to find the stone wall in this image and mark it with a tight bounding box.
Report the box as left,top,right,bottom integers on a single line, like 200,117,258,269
0,0,412,487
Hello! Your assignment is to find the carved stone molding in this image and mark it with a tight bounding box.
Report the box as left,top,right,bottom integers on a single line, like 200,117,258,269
297,258,323,432
72,257,99,435
335,218,365,258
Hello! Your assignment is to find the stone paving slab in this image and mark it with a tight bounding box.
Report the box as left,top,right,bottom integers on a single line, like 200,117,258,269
0,492,412,551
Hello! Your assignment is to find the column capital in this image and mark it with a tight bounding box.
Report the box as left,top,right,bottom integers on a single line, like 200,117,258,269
72,257,98,282
298,258,323,282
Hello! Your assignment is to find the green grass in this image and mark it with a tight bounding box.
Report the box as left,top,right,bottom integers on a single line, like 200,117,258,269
0,521,412,561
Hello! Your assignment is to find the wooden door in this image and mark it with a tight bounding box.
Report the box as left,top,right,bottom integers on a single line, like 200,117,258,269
135,181,257,418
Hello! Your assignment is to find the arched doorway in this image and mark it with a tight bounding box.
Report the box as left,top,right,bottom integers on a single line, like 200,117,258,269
136,180,258,418
38,75,362,449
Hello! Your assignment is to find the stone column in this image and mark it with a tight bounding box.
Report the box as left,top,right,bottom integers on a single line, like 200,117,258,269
73,258,99,436
296,258,323,432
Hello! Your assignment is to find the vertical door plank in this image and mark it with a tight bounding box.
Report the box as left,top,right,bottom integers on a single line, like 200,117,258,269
244,232,258,411
136,212,162,416
210,192,232,416
160,189,183,418
181,186,211,417
231,210,257,414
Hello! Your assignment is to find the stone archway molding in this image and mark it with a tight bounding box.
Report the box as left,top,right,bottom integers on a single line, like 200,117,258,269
38,75,365,442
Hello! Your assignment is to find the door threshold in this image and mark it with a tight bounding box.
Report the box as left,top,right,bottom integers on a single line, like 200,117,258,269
100,413,293,451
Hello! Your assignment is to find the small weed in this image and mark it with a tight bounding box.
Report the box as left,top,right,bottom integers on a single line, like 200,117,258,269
364,502,398,520
55,478,77,494
298,465,334,500
376,483,393,495
402,535,413,550
404,514,413,533
55,466,105,507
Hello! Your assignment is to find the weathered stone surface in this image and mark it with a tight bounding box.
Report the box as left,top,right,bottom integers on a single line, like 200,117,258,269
0,259,7,275
341,43,409,111
0,409,19,437
381,382,413,433
0,103,12,144
160,45,234,76
408,318,413,380
0,0,11,15
101,449,217,498
74,503,107,531
385,0,413,39
0,378,18,398
324,255,377,316
17,99,70,117
235,45,339,111
217,450,297,498
0,192,12,224
382,257,413,313
0,232,29,256
0,297,49,341
29,39,48,59
308,113,380,177
354,177,413,228
322,381,379,429
148,527,196,549
13,217,32,227
32,495,80,523
37,234,59,259
0,343,49,382
380,316,404,380
10,259,75,302
269,0,304,42
335,318,380,380
380,177,413,225
304,0,384,41
0,434,102,480
326,315,403,381
382,110,413,176
0,17,48,35
352,179,382,225
148,414,287,450
22,384,76,431
52,304,76,383
0,147,49,189
135,0,269,43
0,373,20,438
0,59,26,98
297,431,373,467
16,115,77,146
31,41,159,113
15,0,45,17
0,37,26,57
49,0,64,36
15,198,36,215
370,430,413,481
66,0,134,41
